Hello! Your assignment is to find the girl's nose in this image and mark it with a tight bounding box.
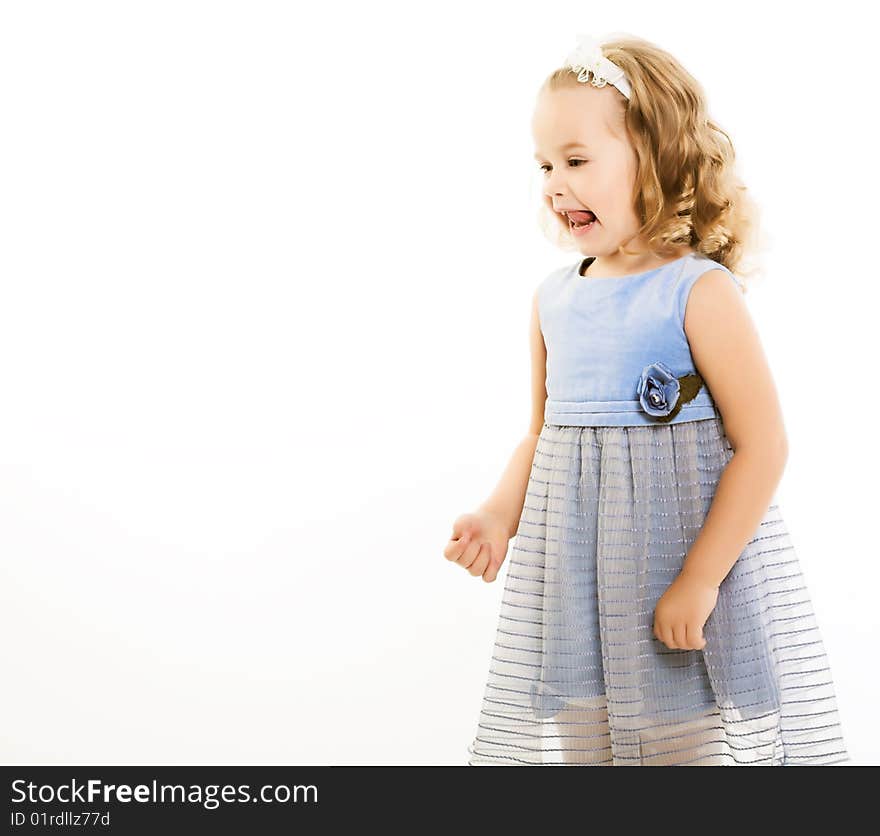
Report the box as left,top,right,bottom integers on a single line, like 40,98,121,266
543,170,569,196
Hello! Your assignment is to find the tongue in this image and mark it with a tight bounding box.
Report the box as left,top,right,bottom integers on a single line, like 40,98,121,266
569,210,596,224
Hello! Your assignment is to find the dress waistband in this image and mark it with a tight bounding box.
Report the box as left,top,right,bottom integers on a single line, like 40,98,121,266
544,389,721,427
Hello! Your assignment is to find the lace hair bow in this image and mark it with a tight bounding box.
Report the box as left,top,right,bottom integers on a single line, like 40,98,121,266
564,34,632,100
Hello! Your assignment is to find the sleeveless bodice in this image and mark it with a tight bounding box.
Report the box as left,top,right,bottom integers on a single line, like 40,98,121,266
538,252,744,426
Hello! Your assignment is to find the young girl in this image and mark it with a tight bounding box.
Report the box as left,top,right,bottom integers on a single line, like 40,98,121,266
445,33,850,766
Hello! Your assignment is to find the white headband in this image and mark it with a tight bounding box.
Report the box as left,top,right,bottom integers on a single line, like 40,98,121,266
564,33,632,100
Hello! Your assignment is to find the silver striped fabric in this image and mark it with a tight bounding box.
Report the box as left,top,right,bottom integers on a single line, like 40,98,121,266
467,417,850,766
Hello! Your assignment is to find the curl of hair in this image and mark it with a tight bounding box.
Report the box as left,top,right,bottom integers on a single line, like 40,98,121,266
536,34,768,288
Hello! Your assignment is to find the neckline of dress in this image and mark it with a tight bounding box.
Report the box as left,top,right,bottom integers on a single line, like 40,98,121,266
576,252,695,281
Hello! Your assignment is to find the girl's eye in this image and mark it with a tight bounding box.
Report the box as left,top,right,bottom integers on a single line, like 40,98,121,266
539,159,587,173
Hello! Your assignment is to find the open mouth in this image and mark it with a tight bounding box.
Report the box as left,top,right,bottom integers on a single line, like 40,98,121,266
565,209,597,234
567,209,597,229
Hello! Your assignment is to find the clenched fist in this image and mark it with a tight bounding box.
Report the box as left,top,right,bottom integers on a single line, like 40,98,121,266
652,573,719,651
443,510,510,583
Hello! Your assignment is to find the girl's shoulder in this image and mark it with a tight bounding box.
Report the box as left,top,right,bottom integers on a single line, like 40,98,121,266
683,253,745,290
535,261,577,320
674,255,746,334
537,260,577,291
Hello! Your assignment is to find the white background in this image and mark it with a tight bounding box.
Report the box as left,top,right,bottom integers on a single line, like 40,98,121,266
1,0,875,765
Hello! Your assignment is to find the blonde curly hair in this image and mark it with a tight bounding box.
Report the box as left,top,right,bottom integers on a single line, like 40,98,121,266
537,34,768,285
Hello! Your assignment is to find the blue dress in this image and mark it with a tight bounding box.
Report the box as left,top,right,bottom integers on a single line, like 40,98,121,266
467,252,850,765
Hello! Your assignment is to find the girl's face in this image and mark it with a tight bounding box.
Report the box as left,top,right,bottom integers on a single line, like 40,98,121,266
532,84,642,258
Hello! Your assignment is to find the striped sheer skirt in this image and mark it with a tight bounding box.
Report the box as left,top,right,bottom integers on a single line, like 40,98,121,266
466,417,850,766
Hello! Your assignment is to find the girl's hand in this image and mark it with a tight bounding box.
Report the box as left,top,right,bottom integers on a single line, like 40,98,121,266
443,510,510,583
652,573,720,651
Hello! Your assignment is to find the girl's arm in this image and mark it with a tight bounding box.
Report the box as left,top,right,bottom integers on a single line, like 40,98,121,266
678,269,789,589
478,288,547,539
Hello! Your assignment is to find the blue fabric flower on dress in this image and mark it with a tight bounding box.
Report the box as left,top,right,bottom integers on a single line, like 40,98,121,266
637,361,704,422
